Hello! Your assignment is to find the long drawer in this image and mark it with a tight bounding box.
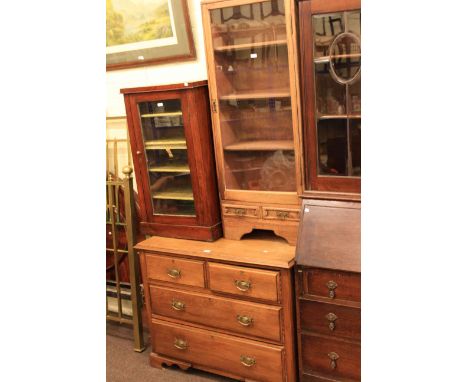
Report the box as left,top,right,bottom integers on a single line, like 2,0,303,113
150,285,282,342
304,268,360,303
301,333,360,381
300,300,360,341
208,262,280,302
152,319,285,382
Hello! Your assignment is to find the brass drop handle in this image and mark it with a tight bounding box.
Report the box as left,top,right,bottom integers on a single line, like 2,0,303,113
276,211,289,219
234,279,251,292
235,208,246,216
328,352,339,369
167,268,181,279
240,355,256,367
326,312,338,331
171,300,185,311
174,338,188,350
326,280,337,298
237,315,253,327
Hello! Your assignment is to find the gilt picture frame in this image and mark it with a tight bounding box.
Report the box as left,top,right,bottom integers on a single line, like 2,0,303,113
106,0,196,70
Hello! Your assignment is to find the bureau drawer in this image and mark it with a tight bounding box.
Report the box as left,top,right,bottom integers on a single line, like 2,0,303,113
223,204,259,218
301,333,360,381
262,207,300,221
152,320,284,382
208,263,280,302
145,254,205,288
151,285,282,342
300,300,360,341
304,268,360,303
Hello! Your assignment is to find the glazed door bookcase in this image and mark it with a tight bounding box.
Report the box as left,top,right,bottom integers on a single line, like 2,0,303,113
122,82,222,241
202,0,303,244
299,0,361,197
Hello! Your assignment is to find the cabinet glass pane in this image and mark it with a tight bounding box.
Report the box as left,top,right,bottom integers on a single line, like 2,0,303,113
312,11,361,178
209,0,296,192
138,99,195,216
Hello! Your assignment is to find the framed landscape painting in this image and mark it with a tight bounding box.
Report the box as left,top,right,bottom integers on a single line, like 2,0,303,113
106,0,196,70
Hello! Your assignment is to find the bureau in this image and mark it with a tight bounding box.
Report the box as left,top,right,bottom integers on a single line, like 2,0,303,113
295,200,361,381
136,234,297,382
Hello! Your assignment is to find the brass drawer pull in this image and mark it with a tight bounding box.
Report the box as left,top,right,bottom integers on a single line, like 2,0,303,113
234,208,246,216
326,312,338,331
237,315,253,327
328,352,339,369
167,268,181,279
276,210,289,219
171,300,185,311
326,280,337,298
174,338,188,350
234,279,251,292
240,355,256,367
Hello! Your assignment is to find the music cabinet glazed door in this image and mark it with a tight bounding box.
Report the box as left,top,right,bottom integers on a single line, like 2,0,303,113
202,0,303,205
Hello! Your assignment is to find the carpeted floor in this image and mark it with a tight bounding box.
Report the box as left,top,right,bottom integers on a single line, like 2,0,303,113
107,322,235,382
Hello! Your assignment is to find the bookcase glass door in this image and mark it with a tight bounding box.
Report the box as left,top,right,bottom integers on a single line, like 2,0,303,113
138,99,195,216
209,0,297,192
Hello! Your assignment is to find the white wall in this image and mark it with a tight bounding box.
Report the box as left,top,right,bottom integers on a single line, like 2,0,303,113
106,0,208,117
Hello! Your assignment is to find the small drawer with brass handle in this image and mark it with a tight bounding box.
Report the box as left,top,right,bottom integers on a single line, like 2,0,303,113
236,315,253,327
208,262,280,302
262,207,300,221
303,268,360,303
234,279,251,292
223,203,259,218
144,254,205,288
174,338,188,350
240,355,256,367
171,299,185,311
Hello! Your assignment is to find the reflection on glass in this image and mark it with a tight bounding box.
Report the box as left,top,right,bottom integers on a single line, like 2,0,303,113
138,99,195,216
313,10,361,178
210,0,297,191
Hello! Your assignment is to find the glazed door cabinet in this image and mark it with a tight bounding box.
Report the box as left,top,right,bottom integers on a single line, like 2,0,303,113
201,0,303,245
121,81,222,241
299,0,361,198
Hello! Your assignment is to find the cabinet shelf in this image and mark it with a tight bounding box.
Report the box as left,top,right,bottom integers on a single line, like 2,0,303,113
153,187,194,201
224,140,294,151
148,165,190,173
219,90,291,101
141,111,183,118
214,39,287,52
318,114,361,120
314,53,361,64
145,138,187,150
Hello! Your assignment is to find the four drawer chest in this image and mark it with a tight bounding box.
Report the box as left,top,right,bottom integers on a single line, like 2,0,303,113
136,234,297,382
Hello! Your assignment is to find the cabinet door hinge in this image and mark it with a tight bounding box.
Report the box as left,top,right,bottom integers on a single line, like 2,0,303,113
212,99,217,113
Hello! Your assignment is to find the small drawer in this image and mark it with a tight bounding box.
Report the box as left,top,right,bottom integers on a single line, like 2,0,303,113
304,268,360,303
300,300,360,341
208,263,280,302
145,254,205,288
152,320,284,382
151,285,282,343
301,333,360,381
223,204,259,218
262,207,300,221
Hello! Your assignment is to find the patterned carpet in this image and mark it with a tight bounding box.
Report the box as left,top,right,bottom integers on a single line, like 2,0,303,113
106,322,235,382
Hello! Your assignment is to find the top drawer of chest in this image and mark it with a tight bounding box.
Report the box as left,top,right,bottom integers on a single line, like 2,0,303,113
145,254,205,288
302,268,360,303
208,263,280,302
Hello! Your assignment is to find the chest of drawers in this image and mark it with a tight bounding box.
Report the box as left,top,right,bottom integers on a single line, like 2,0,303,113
136,235,297,382
295,200,361,382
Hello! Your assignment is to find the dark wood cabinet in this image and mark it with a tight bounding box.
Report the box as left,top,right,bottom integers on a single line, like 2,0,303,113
295,199,361,381
298,0,361,198
121,81,222,241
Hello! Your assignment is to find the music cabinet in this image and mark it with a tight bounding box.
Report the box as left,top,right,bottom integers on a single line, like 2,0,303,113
121,81,222,241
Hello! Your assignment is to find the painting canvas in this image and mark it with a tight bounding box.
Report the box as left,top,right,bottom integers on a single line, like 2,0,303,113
106,0,195,70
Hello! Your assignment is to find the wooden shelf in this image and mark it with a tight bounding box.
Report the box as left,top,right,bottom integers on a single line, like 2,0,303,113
219,90,290,101
153,187,194,201
148,164,190,173
314,53,361,64
214,39,287,52
318,114,361,120
224,140,294,151
141,111,183,118
145,138,187,150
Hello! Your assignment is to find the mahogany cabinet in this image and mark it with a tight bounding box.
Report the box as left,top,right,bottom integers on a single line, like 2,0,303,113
201,0,304,244
295,199,361,381
121,81,222,241
136,234,297,382
298,0,361,199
